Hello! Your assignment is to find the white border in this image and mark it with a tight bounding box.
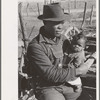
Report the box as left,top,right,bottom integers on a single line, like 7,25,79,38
96,0,99,100
2,0,18,100
1,0,99,100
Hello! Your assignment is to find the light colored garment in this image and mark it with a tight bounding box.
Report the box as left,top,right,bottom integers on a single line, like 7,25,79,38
68,77,82,85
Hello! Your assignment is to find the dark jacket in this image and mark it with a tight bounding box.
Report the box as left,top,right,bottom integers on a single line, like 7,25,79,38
27,26,77,87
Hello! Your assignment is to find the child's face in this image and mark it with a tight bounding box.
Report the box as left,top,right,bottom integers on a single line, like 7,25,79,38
71,38,85,52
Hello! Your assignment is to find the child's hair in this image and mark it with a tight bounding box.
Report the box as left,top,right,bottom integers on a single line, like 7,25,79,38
73,32,87,43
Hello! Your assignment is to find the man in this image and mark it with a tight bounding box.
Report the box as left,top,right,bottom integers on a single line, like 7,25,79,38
27,3,96,100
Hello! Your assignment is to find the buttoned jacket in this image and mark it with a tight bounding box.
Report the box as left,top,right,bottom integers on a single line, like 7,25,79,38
27,26,77,86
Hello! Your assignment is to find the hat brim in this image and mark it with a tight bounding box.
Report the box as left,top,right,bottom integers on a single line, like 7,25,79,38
38,13,71,22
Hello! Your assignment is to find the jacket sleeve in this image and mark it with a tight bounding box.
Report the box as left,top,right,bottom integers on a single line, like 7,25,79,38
27,43,76,83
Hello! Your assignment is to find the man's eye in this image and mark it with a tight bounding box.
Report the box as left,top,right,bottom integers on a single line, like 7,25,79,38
77,44,80,46
78,44,83,47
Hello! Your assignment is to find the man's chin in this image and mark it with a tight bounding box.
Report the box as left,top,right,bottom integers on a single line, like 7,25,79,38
55,33,61,37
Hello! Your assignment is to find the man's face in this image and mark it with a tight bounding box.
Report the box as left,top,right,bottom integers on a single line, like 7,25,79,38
44,21,64,38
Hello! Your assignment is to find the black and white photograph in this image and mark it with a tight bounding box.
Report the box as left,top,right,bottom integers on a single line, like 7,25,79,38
18,0,98,100
2,0,99,100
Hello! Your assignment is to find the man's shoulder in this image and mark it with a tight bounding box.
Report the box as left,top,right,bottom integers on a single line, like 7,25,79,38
29,35,39,45
28,35,40,49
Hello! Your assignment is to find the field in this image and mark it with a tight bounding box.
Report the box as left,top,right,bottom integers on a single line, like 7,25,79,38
18,0,96,42
18,0,96,100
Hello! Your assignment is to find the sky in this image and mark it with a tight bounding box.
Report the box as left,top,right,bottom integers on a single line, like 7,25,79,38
18,0,71,2
18,0,88,2
18,0,44,2
18,0,57,2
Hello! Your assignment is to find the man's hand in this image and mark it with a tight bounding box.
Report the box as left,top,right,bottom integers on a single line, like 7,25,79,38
76,52,96,76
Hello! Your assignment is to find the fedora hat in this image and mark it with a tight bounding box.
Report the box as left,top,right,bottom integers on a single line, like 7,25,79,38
38,3,70,22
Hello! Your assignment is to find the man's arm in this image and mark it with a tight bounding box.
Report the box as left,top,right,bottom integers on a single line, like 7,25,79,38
76,53,96,76
27,43,76,83
27,43,95,83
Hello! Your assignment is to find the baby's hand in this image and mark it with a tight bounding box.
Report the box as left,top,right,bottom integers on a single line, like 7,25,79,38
91,52,96,60
86,54,91,59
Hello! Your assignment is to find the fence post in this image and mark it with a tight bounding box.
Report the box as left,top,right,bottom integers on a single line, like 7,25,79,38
74,0,76,9
81,2,87,28
18,2,27,51
44,0,46,5
26,3,29,16
68,0,70,13
50,0,52,4
18,2,28,76
37,3,40,16
89,5,94,25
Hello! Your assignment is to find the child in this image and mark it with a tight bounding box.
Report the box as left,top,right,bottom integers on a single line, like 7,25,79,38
63,33,87,92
